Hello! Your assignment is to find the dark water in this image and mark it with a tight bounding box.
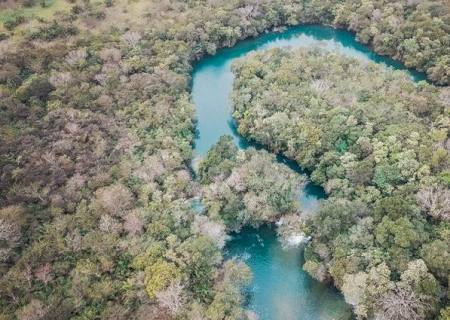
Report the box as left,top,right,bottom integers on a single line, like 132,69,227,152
191,25,425,320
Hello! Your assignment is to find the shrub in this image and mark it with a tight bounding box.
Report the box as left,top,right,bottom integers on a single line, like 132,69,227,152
22,0,37,7
29,20,78,40
3,13,26,31
15,75,53,103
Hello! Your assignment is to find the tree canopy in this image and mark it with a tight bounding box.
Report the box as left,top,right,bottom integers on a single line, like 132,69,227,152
0,0,449,318
232,47,450,319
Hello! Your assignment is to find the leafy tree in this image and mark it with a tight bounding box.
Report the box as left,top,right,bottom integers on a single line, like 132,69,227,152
198,135,238,184
144,260,182,299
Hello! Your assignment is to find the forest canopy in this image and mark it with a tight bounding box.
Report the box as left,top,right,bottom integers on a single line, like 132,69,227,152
231,47,450,319
0,0,449,318
198,135,303,232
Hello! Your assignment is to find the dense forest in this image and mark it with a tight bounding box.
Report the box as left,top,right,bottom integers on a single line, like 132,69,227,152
232,47,450,319
0,0,449,319
199,136,303,233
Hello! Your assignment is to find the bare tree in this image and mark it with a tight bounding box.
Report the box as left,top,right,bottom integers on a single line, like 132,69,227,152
24,263,33,289
417,186,450,221
99,47,122,63
95,184,134,217
226,169,246,192
155,281,185,315
192,215,227,248
0,219,20,245
0,215,22,262
121,31,142,47
310,79,330,94
96,94,114,109
99,215,122,234
439,87,450,106
66,48,87,67
135,155,166,183
34,263,53,285
376,287,431,320
49,72,72,88
123,210,143,236
65,230,83,253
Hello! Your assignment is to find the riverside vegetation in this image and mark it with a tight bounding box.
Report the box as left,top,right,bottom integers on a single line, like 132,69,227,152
232,47,450,319
0,0,449,319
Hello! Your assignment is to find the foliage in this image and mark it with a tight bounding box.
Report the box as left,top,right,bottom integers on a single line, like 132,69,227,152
144,260,182,299
198,135,238,184
199,137,303,231
3,13,26,31
0,0,449,318
232,47,450,318
332,0,450,85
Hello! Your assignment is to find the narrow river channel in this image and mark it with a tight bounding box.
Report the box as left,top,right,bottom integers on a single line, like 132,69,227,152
191,24,425,320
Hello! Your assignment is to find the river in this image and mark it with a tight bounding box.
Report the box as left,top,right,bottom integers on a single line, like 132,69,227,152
191,24,425,320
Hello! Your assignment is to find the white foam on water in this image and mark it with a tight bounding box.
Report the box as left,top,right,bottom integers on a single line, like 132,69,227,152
284,233,311,247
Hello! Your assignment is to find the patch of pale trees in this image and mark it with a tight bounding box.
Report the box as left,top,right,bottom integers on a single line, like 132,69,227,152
199,136,303,231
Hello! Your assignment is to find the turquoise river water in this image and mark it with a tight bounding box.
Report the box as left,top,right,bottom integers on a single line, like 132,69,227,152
191,25,425,320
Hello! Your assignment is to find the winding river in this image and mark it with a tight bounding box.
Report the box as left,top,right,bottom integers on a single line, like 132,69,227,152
191,25,426,320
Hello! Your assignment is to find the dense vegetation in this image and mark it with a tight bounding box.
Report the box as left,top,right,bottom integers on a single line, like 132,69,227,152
1,0,449,318
3,0,450,84
198,135,302,232
1,0,317,318
332,0,450,85
232,47,450,319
